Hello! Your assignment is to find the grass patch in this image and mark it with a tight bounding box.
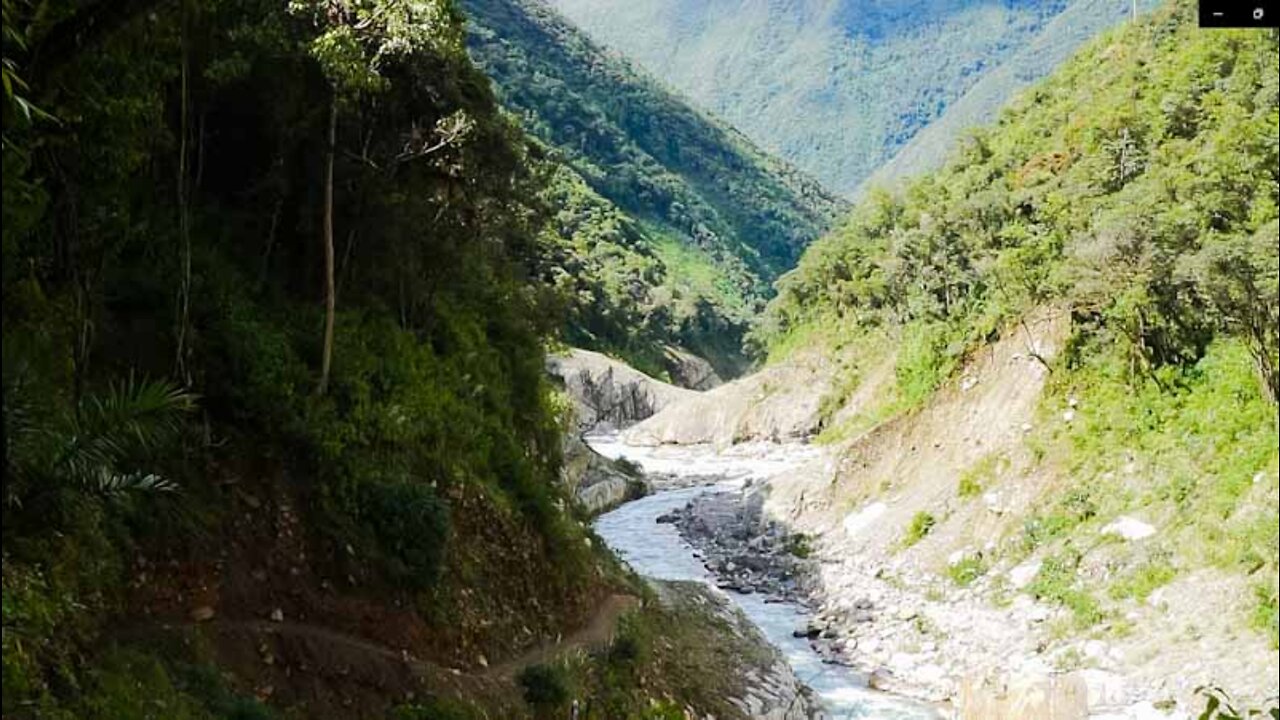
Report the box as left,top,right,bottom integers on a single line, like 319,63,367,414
947,556,989,587
1252,580,1279,650
1028,550,1107,629
1108,557,1176,602
958,455,1007,499
901,511,937,548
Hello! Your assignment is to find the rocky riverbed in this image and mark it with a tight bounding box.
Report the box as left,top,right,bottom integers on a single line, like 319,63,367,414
657,479,1263,720
591,437,942,719
658,485,905,681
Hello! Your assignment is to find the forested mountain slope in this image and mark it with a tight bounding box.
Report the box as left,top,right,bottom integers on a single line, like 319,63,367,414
752,0,1278,697
547,0,1154,196
460,0,847,375
859,0,1162,196
0,1,800,717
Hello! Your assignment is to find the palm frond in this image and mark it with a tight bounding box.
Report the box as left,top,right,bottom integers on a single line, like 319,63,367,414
9,373,197,505
76,376,197,450
81,468,179,497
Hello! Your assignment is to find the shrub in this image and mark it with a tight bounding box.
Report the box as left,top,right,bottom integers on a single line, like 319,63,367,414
1252,581,1279,650
359,481,450,590
518,663,570,709
785,533,813,558
1194,686,1280,719
1029,550,1106,628
947,556,987,587
902,511,937,547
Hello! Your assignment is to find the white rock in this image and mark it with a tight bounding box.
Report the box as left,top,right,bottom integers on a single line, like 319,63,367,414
1080,668,1127,709
1083,640,1109,661
842,502,888,538
1028,605,1052,623
270,608,284,623
1009,559,1043,589
1068,397,1079,408
1062,409,1076,423
915,663,947,685
889,652,918,671
1100,516,1157,541
947,549,969,566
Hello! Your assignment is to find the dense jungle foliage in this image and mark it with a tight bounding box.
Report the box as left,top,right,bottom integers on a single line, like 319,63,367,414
462,0,846,376
758,0,1279,642
1,0,623,715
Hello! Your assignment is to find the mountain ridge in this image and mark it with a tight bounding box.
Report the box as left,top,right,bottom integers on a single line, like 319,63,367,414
546,0,1154,195
461,0,847,375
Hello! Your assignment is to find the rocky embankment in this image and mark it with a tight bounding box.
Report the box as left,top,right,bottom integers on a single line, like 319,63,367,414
658,487,818,605
659,486,1169,719
550,348,700,514
652,581,821,720
560,433,647,515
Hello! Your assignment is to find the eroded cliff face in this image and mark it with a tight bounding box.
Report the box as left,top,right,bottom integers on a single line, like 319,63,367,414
639,310,1277,718
547,348,697,433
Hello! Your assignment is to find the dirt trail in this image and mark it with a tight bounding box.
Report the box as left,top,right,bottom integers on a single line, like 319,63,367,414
124,593,639,682
487,593,639,676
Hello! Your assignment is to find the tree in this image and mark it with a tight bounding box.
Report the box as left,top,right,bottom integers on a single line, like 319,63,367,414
288,0,466,394
1179,223,1280,402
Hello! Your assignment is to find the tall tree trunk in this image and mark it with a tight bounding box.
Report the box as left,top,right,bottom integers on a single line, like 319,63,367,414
318,92,338,395
174,1,192,387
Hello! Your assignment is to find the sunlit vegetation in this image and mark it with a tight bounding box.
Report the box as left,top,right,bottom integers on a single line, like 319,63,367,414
759,0,1278,640
462,0,845,374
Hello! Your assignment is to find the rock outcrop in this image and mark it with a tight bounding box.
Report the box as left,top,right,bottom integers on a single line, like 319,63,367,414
547,348,696,432
662,344,723,391
622,350,836,447
560,433,646,515
652,581,821,720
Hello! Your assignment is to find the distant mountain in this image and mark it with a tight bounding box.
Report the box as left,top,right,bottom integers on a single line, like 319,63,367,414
546,0,1149,196
859,0,1161,196
459,0,847,375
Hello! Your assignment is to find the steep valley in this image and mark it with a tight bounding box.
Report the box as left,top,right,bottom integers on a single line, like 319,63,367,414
2,0,1275,718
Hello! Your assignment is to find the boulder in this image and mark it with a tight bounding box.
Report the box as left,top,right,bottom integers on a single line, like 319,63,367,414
1100,516,1157,541
661,345,723,391
1009,559,1043,589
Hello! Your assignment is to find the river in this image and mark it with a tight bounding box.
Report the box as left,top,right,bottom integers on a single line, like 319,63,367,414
587,434,943,720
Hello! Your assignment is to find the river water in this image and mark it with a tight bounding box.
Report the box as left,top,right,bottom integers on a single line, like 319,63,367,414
588,435,942,720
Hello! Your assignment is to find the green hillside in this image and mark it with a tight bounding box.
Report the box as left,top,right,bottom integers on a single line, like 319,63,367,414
859,0,1162,196
461,0,847,375
547,0,1153,196
759,0,1278,639
0,1,780,716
